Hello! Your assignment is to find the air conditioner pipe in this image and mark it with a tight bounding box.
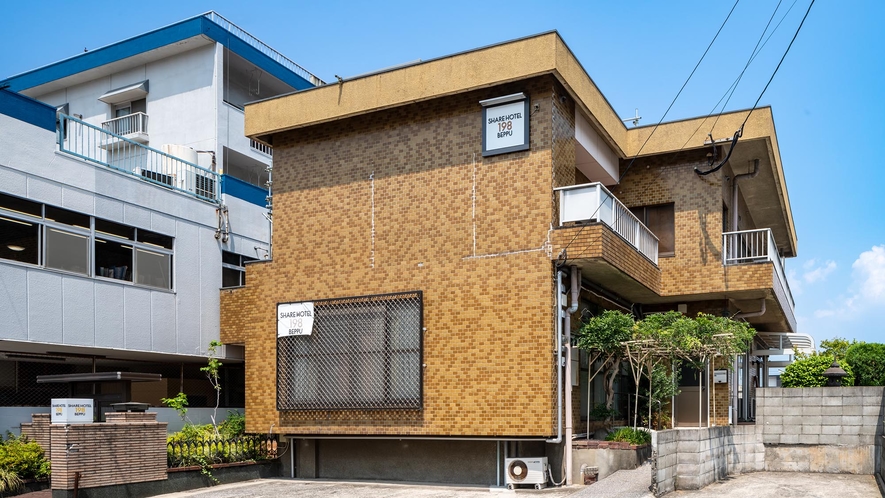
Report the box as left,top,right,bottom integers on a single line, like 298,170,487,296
731,159,760,231
735,298,766,319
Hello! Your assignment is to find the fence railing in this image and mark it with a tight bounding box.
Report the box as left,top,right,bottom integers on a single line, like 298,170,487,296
167,434,279,467
102,112,148,136
723,228,794,307
204,12,323,87
250,139,272,156
58,114,219,203
555,183,659,264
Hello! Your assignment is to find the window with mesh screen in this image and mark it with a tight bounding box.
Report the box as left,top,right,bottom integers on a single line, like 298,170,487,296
277,291,423,410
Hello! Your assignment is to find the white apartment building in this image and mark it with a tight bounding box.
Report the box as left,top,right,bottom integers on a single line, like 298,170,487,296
0,12,322,432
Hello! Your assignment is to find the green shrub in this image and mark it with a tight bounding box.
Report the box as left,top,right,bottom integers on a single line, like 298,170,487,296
0,433,50,481
780,354,854,387
219,411,245,438
589,403,619,421
844,343,885,386
605,427,651,446
0,467,24,494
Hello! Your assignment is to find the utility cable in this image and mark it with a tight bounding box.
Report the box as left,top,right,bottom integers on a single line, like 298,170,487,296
560,0,741,264
695,0,814,176
679,0,799,151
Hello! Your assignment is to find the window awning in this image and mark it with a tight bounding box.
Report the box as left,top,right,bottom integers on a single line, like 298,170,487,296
98,80,149,104
752,332,816,356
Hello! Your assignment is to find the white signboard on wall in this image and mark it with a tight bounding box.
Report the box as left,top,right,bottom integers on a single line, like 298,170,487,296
51,398,93,424
277,302,315,337
481,93,530,157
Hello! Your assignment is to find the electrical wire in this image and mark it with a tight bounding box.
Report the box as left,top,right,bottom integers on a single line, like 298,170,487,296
741,0,815,131
678,0,800,151
559,2,741,265
617,0,741,184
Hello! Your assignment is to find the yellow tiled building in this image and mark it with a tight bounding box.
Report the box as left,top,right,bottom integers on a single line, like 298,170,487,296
221,32,797,484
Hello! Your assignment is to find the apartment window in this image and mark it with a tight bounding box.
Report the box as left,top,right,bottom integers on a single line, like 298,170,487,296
277,291,423,410
630,203,675,257
0,193,173,290
221,251,257,288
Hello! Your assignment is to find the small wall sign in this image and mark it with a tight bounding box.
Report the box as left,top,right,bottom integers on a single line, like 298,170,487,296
277,301,315,337
713,369,729,384
51,398,94,424
480,93,530,157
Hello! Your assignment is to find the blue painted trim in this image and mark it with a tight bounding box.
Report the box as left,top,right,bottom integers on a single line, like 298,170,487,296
221,174,267,207
1,16,313,93
0,88,56,131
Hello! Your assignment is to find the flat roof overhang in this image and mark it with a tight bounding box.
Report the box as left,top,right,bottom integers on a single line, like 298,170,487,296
245,32,796,258
0,339,244,364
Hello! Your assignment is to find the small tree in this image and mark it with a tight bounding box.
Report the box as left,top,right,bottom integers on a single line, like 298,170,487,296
576,310,633,427
844,343,885,386
781,353,854,387
201,340,224,435
819,337,860,360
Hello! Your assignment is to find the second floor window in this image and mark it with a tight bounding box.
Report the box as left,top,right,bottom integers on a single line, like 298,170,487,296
630,203,675,257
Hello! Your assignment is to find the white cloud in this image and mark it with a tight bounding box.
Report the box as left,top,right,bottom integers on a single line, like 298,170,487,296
803,259,836,284
812,245,885,318
852,245,885,302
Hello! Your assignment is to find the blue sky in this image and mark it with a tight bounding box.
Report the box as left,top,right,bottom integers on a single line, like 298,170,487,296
2,1,883,347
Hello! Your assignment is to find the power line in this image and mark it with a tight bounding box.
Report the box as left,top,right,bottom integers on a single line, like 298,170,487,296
617,0,741,184
561,0,741,264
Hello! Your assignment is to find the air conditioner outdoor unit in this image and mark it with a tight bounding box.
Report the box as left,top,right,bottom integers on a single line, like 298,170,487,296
504,457,548,490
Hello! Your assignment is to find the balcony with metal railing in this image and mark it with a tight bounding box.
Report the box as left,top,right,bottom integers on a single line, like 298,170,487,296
101,112,149,144
556,183,659,264
722,228,795,309
58,114,219,203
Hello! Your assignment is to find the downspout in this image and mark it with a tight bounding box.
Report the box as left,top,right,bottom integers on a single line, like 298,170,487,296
733,298,765,422
564,265,580,485
548,270,566,446
731,159,760,231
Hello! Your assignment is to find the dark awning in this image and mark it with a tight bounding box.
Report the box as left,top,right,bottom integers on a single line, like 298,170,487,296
36,372,162,383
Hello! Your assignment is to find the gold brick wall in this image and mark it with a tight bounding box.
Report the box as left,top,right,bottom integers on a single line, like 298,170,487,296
224,77,577,437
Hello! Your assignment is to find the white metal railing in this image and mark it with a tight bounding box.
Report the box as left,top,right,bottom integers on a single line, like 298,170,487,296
58,114,219,203
250,139,272,156
555,183,659,264
203,12,324,87
723,228,794,307
101,112,148,136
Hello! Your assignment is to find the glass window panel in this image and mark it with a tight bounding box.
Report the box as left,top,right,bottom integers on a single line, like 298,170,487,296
135,248,171,289
222,251,240,266
45,228,89,275
222,267,242,288
0,193,42,218
44,206,90,230
137,229,173,249
95,218,134,240
95,238,132,281
0,216,40,264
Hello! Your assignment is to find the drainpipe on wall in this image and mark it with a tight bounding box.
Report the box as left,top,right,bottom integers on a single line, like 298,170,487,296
733,298,765,422
563,266,580,485
731,159,760,231
548,270,566,447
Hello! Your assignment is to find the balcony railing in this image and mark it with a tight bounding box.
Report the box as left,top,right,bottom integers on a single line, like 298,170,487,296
250,139,272,156
555,183,659,264
723,228,794,307
102,112,148,138
58,113,219,203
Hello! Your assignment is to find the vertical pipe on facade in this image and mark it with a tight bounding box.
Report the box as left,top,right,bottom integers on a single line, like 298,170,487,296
731,159,760,231
563,265,579,485
547,271,566,446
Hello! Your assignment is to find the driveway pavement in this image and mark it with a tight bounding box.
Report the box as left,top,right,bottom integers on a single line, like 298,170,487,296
153,470,882,498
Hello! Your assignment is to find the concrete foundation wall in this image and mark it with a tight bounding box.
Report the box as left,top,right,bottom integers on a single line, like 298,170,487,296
571,443,651,483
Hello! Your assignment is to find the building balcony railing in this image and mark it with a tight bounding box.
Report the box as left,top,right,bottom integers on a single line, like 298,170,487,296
101,112,149,142
555,183,659,265
723,228,794,307
250,139,272,156
58,113,219,203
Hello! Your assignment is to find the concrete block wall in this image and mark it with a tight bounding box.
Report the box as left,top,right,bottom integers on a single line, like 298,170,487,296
757,387,884,474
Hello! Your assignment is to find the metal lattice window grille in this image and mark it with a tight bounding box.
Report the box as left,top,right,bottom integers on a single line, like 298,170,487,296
277,291,423,410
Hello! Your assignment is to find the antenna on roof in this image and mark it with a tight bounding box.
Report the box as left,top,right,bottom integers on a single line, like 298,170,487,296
621,108,641,126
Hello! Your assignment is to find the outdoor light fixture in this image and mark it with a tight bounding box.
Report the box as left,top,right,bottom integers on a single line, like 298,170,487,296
7,245,25,252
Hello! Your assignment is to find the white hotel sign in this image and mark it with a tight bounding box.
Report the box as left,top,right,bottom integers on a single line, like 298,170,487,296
481,93,530,157
277,301,315,337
